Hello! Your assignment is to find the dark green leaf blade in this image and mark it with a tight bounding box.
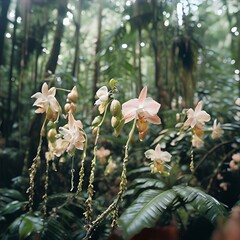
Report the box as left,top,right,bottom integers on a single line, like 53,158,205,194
119,189,177,239
173,185,227,223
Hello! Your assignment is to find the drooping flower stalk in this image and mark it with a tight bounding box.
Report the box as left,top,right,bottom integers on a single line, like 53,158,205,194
28,115,47,211
84,103,109,226
70,155,75,191
83,118,137,239
112,117,137,226
43,157,49,216
77,132,88,194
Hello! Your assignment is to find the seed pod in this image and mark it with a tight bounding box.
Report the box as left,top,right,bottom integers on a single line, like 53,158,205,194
110,100,121,116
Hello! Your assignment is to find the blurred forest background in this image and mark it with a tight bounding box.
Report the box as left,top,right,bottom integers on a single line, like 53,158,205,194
0,0,240,239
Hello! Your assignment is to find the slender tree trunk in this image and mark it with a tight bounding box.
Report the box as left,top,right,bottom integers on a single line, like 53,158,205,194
135,0,143,94
45,0,67,76
150,0,169,109
0,0,11,66
72,0,82,77
5,2,18,145
92,0,103,104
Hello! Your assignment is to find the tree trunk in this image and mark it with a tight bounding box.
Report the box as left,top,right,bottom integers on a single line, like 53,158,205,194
45,0,67,76
5,2,18,145
150,0,169,109
72,0,82,77
92,0,103,104
135,0,143,94
0,0,11,66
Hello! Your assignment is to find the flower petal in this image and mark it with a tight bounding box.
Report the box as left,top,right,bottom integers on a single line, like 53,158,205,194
144,149,155,160
144,113,161,124
195,101,202,112
138,86,147,105
143,97,161,115
197,111,211,123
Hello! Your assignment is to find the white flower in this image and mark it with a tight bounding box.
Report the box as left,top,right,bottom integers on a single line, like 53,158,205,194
184,101,211,129
95,86,109,106
95,86,109,114
31,82,61,118
145,144,172,174
58,113,85,155
211,119,224,140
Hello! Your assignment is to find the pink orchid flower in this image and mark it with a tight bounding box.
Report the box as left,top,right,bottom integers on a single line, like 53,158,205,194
122,86,161,140
122,86,161,124
184,101,211,129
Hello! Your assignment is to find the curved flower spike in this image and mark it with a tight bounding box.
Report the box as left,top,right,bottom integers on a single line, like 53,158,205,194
184,101,210,129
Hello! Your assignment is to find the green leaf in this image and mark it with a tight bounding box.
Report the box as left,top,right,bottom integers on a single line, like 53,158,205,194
1,201,27,215
19,216,35,239
173,185,228,223
0,189,25,201
119,189,177,239
8,215,23,234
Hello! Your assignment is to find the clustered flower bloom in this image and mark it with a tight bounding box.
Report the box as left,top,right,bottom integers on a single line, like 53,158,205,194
95,86,109,114
31,82,61,121
122,86,161,140
145,144,172,174
229,153,240,171
184,101,211,148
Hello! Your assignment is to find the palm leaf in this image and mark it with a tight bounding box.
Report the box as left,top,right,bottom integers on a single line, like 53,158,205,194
173,185,228,223
119,189,177,239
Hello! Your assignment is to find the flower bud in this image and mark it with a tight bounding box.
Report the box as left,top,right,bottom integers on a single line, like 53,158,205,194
46,108,58,122
67,86,78,103
92,127,99,135
109,78,117,89
47,129,57,142
64,103,71,113
111,116,119,128
110,100,121,116
114,118,124,136
64,103,77,114
91,116,102,127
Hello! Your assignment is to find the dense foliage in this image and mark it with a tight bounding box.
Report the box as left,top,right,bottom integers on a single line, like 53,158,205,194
0,0,239,239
